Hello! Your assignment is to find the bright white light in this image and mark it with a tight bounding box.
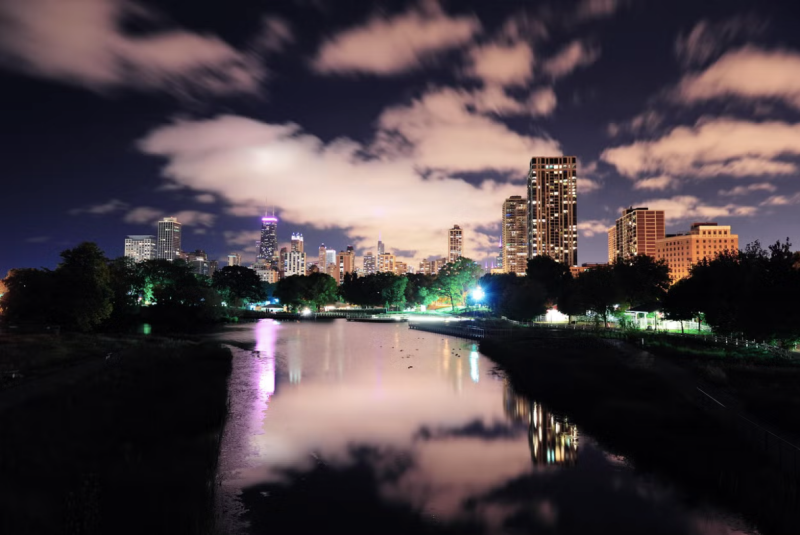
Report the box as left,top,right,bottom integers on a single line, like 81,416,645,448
545,308,569,323
301,307,312,316
471,287,485,302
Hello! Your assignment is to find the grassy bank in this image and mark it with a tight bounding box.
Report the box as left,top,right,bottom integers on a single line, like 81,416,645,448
0,337,232,535
480,335,799,535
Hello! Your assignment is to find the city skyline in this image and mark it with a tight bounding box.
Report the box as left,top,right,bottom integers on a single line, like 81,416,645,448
3,0,800,276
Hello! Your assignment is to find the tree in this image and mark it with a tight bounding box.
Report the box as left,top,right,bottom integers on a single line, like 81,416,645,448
213,265,266,307
499,280,547,321
107,256,144,326
526,256,571,306
575,265,620,328
54,242,113,331
0,268,56,325
404,273,437,308
434,257,482,311
613,255,671,310
661,278,700,334
275,273,338,311
478,273,519,316
557,275,585,321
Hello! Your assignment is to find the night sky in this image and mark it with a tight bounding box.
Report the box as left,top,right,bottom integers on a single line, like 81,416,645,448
2,0,800,275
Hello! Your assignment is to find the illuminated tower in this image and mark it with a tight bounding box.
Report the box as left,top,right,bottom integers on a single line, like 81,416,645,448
502,196,528,275
527,156,578,266
364,251,376,274
448,225,463,263
258,215,278,267
124,235,156,262
291,233,304,253
156,217,182,261
611,207,665,261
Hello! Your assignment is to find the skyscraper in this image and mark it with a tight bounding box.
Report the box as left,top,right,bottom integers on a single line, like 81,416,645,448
156,217,181,261
655,223,739,283
319,245,327,270
286,250,306,277
291,233,304,253
337,248,356,284
378,239,385,256
448,225,463,263
364,251,376,274
527,156,578,266
502,196,528,275
610,207,665,262
258,215,278,267
378,252,395,273
227,253,241,266
124,235,156,262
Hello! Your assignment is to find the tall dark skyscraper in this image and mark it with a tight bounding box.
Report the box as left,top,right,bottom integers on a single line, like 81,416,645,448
527,156,578,267
258,215,278,267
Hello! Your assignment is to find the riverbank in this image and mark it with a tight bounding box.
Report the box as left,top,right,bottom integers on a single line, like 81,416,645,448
480,335,799,535
0,336,232,534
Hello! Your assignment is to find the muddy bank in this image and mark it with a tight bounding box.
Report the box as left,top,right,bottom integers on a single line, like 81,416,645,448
480,335,799,535
0,339,232,535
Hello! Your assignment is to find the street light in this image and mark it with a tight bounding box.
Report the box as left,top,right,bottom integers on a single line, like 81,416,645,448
471,286,485,303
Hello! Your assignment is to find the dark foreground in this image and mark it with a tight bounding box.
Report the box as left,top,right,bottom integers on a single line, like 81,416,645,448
0,336,232,535
480,335,800,535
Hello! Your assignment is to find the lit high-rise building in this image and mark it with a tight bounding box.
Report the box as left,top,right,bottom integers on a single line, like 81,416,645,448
279,247,288,274
364,252,376,275
378,239,385,256
227,253,241,266
448,225,463,263
394,261,408,275
337,248,356,283
187,250,209,276
419,259,431,275
655,222,739,283
156,217,182,261
610,207,665,262
124,235,156,262
527,156,578,266
285,250,306,277
502,196,528,276
378,253,395,273
258,215,278,267
607,227,616,264
318,245,327,271
291,233,304,253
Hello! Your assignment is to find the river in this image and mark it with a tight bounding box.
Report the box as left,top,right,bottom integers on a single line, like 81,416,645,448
211,319,754,535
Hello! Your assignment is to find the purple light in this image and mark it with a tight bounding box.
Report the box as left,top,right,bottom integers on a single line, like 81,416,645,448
262,217,278,222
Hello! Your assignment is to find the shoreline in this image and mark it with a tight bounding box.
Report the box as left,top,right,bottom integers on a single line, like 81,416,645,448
479,335,800,535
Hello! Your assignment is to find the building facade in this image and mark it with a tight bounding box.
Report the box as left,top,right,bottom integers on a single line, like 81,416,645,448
610,207,665,262
607,227,616,264
655,223,739,283
227,253,242,267
502,196,528,275
156,217,182,261
448,225,463,263
364,251,376,275
187,250,209,276
124,235,156,262
378,252,395,273
527,156,578,266
258,216,278,267
394,261,408,276
291,233,304,253
251,261,279,283
318,245,327,271
285,251,307,277
337,249,356,283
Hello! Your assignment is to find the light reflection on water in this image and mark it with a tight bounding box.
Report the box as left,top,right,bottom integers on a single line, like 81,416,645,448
214,319,754,535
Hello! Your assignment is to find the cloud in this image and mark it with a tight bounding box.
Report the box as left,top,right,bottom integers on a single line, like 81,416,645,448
0,0,263,96
195,193,216,204
676,47,800,109
465,42,534,86
173,210,217,227
374,87,560,173
139,112,559,264
440,86,555,118
607,111,664,137
312,0,480,75
718,183,777,197
577,220,609,237
675,16,767,67
256,16,294,53
25,236,51,244
601,118,800,180
574,0,622,21
542,40,600,79
629,195,757,222
760,193,800,206
632,176,677,191
578,178,601,194
68,198,128,215
123,206,165,224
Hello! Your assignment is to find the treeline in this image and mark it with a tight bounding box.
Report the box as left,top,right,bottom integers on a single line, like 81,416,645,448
1,242,267,331
483,240,800,348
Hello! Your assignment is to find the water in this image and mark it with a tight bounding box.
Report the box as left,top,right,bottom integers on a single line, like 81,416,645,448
212,319,754,535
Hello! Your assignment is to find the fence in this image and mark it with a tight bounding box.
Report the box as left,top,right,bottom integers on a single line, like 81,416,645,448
408,322,514,340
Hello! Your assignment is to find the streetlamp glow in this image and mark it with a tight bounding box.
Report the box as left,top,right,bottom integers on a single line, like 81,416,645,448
471,287,485,302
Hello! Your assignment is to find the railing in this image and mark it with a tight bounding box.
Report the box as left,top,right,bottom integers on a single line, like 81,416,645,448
408,322,515,340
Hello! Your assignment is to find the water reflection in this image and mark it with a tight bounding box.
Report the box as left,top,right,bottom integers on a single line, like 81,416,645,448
214,321,755,535
503,382,579,467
